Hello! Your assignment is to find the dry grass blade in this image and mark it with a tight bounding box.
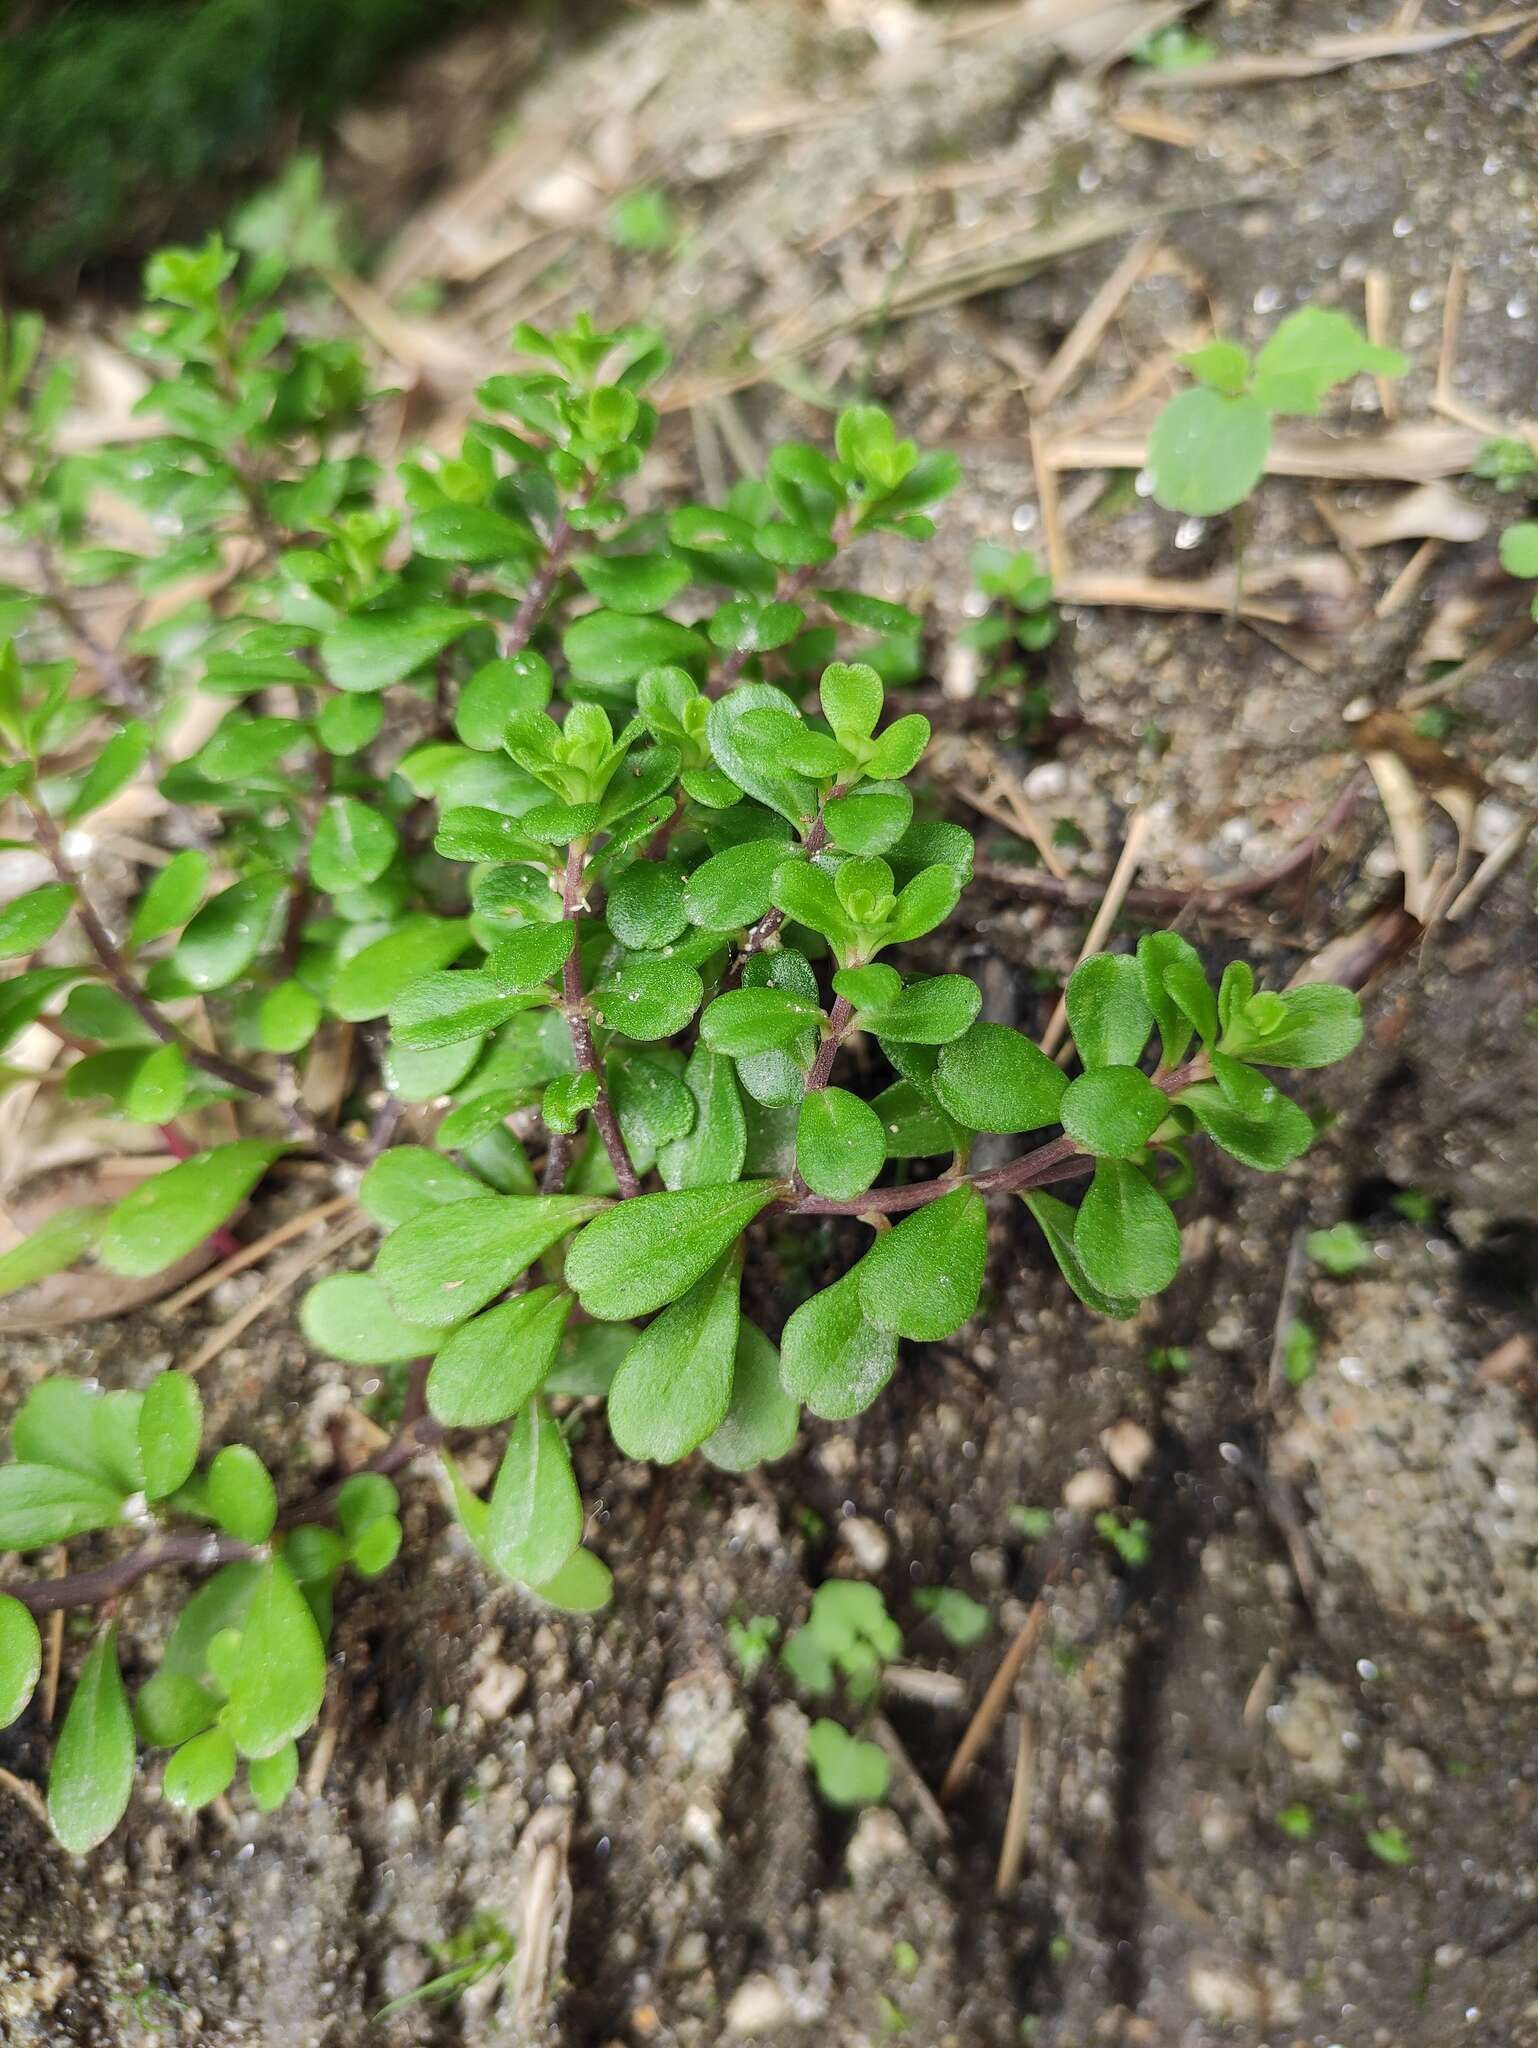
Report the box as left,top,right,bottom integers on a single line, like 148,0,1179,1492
1445,814,1535,924
940,1595,1049,1804
182,1211,374,1376
1032,227,1162,413
156,1194,355,1318
1364,269,1400,419
1401,616,1537,709
1326,482,1488,549
1132,7,1538,88
1040,812,1151,1057
1375,536,1443,619
933,736,1069,877
1056,555,1363,629
995,1710,1036,1896
1043,415,1486,483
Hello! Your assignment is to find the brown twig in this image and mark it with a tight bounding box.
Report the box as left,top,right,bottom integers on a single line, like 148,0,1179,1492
502,511,576,658
940,1593,1051,1804
725,806,834,986
806,994,855,1092
155,1194,356,1316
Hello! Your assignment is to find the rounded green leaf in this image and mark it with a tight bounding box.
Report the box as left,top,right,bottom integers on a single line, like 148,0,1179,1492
163,1726,237,1811
1178,1079,1315,1171
700,987,824,1057
48,1627,135,1854
658,1048,747,1191
223,1558,328,1760
486,921,575,992
207,1444,277,1544
134,1671,220,1749
487,1398,582,1586
426,1286,573,1426
606,862,688,950
1060,1067,1168,1159
175,874,287,992
682,839,792,932
856,1185,987,1341
1064,955,1153,1070
0,1204,105,1303
256,980,323,1054
0,1594,42,1728
934,1022,1066,1135
807,1719,888,1809
702,1320,798,1472
138,1370,203,1501
320,605,477,694
129,848,209,947
310,797,398,894
300,1272,444,1364
605,1250,741,1464
531,1547,613,1614
0,1464,127,1549
455,653,553,751
247,1740,299,1813
564,1181,778,1321
316,692,384,756
329,916,473,1021
859,972,981,1046
589,958,703,1041
0,883,73,960
779,1265,899,1420
358,1145,488,1229
1147,386,1271,516
1074,1159,1181,1299
797,1088,885,1200
375,1193,606,1327
390,968,537,1050
99,1141,284,1279
1020,1190,1140,1320
1499,521,1538,580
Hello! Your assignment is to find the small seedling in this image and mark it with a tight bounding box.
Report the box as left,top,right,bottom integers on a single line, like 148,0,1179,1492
1367,1823,1413,1867
961,544,1058,725
609,188,679,254
1281,1319,1317,1387
1475,437,1538,493
1009,1505,1054,1542
1498,520,1538,617
1306,1222,1373,1278
726,1613,781,1681
1148,307,1406,515
1095,1511,1152,1569
1146,1344,1192,1376
891,1941,921,1981
913,1585,992,1648
373,1912,518,2022
1389,1188,1437,1225
782,1581,902,1702
1132,24,1216,69
1277,1802,1314,1841
807,1717,889,1809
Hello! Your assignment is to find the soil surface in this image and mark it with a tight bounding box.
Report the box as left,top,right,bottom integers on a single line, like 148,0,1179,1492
5,3,1538,2044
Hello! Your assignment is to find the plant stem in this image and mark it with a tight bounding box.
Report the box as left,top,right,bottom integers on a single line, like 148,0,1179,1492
502,510,576,659
28,798,363,1165
806,994,854,1092
706,514,853,700
557,840,642,1198
725,805,833,987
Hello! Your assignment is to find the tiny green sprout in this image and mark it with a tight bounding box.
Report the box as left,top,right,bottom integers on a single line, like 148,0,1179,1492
1148,306,1407,515
609,187,680,254
1047,1935,1073,1966
726,1613,781,1682
806,1718,889,1810
1009,1505,1054,1542
962,543,1058,726
913,1585,992,1649
877,1992,913,2036
1306,1222,1373,1278
0,235,1365,1857
1095,1512,1152,1569
1132,23,1216,69
1282,1320,1318,1387
1390,1187,1438,1225
373,1911,517,2022
892,1940,921,1982
1498,520,1538,620
1367,1823,1414,1868
1474,436,1538,493
782,1581,902,1702
1147,1344,1192,1377
1277,1802,1315,1841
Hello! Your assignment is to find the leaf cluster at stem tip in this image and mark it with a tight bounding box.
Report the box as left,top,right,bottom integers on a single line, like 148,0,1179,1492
0,245,1363,1853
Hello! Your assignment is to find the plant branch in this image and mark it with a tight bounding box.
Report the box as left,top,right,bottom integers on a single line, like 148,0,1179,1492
725,805,833,987
806,994,855,1092
502,510,576,659
28,798,363,1165
706,514,853,700
776,1057,1209,1217
557,840,642,1198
